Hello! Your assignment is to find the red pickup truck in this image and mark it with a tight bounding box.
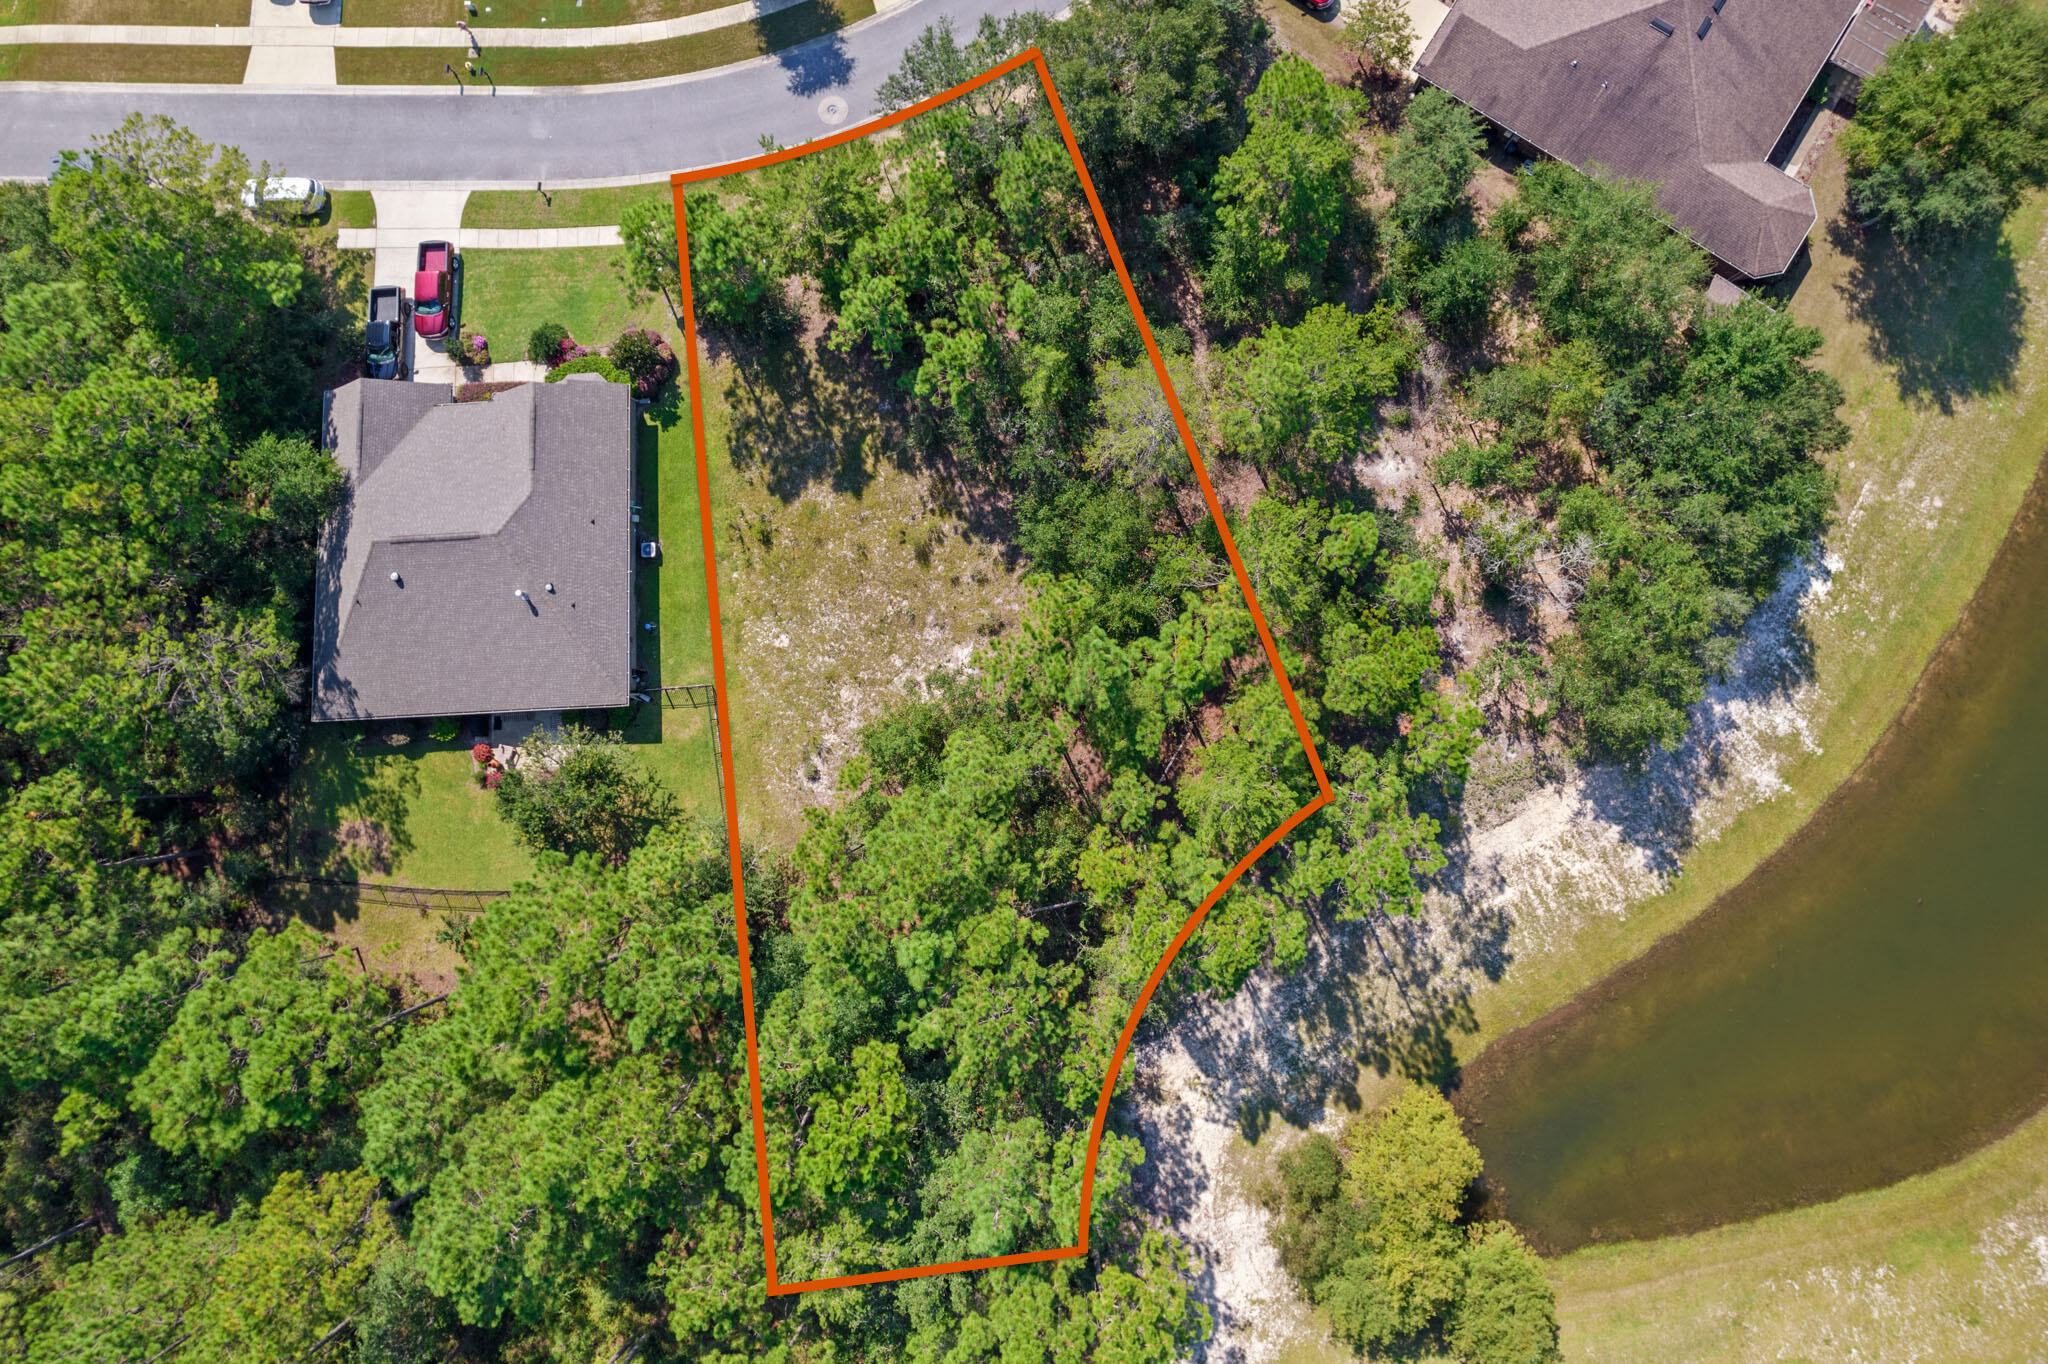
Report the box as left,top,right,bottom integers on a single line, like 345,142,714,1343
413,240,461,339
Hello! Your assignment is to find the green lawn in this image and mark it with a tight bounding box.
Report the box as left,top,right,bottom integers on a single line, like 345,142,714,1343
463,183,665,230
343,0,735,26
461,244,674,359
619,403,723,818
0,0,243,22
288,726,537,892
0,41,247,80
329,189,377,229
334,0,872,84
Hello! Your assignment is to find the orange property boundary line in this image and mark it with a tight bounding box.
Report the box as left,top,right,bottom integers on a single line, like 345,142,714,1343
670,48,1336,1296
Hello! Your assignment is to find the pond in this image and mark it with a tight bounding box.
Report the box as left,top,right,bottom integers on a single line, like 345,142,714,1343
1454,456,2048,1252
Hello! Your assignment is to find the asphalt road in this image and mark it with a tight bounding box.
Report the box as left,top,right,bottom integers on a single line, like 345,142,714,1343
0,0,1048,184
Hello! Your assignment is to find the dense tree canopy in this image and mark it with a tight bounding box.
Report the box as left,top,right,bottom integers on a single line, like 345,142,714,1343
1842,0,2048,241
1266,1086,1558,1363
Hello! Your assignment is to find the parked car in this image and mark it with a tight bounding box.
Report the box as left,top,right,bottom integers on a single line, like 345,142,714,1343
413,241,461,340
241,176,329,215
365,286,410,380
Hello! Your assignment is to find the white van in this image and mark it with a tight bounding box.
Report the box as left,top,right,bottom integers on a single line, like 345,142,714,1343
241,176,330,215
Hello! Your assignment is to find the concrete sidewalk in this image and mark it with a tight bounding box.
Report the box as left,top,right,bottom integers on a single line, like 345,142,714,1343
9,0,814,48
244,0,336,83
341,224,625,249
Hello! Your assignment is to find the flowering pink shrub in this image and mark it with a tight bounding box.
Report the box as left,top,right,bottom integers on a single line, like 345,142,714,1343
471,742,493,763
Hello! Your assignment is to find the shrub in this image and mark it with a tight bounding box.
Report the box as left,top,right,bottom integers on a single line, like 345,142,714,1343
491,724,675,862
607,328,678,399
527,320,570,365
428,718,458,743
544,354,628,384
470,741,493,763
452,325,489,368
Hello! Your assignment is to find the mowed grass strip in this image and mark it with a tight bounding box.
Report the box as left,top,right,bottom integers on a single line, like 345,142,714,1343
343,0,739,28
463,183,665,230
0,41,247,80
327,189,378,230
335,0,870,83
1553,1100,2048,1358
460,245,674,355
0,0,244,23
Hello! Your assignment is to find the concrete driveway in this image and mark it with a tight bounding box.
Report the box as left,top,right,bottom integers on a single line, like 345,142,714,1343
0,0,1051,184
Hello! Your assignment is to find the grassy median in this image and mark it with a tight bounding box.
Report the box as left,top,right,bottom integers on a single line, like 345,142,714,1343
0,41,247,79
342,0,738,27
0,0,244,22
335,0,870,84
462,182,665,229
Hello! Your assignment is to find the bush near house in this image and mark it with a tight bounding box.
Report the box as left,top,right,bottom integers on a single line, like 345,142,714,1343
606,328,677,398
543,353,627,384
527,320,570,365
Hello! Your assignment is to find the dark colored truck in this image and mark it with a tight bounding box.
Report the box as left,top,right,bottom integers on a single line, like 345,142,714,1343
413,240,460,340
365,285,409,380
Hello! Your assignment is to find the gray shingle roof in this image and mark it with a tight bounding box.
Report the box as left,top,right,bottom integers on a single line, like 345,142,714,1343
312,378,635,722
1415,0,1879,279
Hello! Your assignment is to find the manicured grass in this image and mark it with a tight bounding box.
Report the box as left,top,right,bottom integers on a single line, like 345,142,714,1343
287,726,537,892
335,0,871,84
343,0,735,27
463,182,665,230
620,404,723,818
1553,1103,2048,1358
0,41,247,80
460,244,673,358
0,0,244,23
328,189,377,229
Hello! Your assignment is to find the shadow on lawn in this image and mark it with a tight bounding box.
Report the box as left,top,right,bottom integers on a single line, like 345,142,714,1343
289,732,422,879
1828,213,2027,412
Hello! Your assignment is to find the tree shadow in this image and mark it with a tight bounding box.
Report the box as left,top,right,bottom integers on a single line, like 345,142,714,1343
1566,552,1825,876
1828,214,2026,413
777,29,854,97
289,729,422,881
720,332,909,503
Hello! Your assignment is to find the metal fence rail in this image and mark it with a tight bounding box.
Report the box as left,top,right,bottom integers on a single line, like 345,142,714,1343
265,876,510,912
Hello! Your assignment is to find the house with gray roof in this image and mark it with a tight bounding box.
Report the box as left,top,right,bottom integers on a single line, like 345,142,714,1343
311,378,636,723
1415,0,1934,280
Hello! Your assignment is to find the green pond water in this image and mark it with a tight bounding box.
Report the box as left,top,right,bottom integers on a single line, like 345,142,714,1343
1455,459,2048,1252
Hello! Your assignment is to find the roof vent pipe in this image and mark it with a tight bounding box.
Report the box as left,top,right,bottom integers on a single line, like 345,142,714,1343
514,588,528,600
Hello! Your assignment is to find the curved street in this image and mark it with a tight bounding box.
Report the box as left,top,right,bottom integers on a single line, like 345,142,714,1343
0,0,1047,184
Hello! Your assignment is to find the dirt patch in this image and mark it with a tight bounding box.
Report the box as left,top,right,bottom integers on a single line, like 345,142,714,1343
333,818,395,876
